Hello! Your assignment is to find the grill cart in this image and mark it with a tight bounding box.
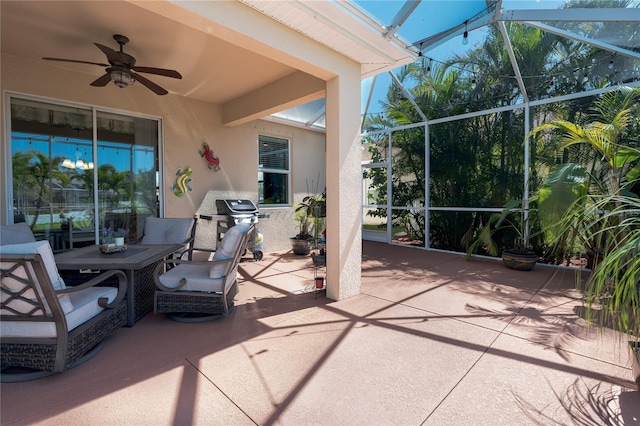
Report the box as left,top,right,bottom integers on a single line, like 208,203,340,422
214,199,266,261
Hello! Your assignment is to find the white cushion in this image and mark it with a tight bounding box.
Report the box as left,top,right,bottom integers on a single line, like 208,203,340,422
66,287,118,332
0,241,66,290
209,251,233,278
140,218,194,245
209,259,230,279
0,286,117,338
0,222,37,245
208,224,250,278
160,263,237,293
0,241,74,315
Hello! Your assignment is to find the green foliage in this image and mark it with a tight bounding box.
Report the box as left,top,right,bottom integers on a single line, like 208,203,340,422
294,191,326,239
362,3,638,256
571,194,640,338
537,164,588,260
464,198,540,258
530,87,640,260
12,150,70,229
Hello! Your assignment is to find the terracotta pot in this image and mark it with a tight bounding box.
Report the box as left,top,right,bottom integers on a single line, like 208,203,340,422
315,277,325,289
502,250,537,271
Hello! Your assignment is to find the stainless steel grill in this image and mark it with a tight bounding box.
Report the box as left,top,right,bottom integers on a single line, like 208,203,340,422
215,199,260,225
215,199,265,261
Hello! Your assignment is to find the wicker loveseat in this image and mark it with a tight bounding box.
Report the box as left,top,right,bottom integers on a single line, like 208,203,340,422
0,240,127,382
154,223,252,322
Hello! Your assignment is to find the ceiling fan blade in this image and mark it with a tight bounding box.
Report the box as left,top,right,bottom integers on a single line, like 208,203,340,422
94,43,123,65
90,73,112,87
43,57,109,67
133,73,168,95
131,66,182,79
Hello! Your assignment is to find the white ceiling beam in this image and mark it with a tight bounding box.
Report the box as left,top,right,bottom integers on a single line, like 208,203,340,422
383,1,421,40
413,13,496,53
498,21,528,104
523,21,640,60
500,8,640,22
306,105,326,127
361,75,377,131
389,71,427,122
222,71,325,126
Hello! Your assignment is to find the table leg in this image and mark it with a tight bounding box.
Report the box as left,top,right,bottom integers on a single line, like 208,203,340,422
125,260,162,326
124,269,135,327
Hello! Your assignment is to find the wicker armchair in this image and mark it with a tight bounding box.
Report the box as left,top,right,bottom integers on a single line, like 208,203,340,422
154,223,252,322
1,241,127,382
139,217,197,261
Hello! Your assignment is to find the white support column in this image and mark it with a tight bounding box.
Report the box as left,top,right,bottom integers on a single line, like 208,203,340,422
325,68,362,301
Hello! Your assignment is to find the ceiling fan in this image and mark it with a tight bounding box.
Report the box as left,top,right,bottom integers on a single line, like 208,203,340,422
43,34,182,95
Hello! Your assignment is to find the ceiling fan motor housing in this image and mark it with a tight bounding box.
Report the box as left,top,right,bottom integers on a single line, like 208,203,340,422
108,66,135,88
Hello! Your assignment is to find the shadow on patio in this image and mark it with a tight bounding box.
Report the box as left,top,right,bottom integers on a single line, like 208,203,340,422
2,241,638,425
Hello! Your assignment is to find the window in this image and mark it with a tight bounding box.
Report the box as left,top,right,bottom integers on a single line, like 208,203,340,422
258,135,290,206
8,95,161,251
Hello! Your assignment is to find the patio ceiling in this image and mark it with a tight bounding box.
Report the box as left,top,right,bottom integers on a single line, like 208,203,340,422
0,0,412,112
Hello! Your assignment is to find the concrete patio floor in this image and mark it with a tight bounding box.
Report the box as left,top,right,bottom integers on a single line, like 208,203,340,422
2,241,639,425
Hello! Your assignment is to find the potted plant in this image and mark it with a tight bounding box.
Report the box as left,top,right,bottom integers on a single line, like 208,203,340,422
113,228,128,246
100,227,128,253
290,191,326,256
101,227,116,247
290,207,313,255
465,198,539,271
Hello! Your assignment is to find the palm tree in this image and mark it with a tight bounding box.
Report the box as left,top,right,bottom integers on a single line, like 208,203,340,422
530,87,640,199
533,87,640,259
13,150,69,229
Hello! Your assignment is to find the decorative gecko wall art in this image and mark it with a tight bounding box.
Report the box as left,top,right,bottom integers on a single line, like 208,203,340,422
172,167,193,197
199,142,221,171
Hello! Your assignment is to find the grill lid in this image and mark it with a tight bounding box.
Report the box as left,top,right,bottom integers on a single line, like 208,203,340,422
216,199,259,215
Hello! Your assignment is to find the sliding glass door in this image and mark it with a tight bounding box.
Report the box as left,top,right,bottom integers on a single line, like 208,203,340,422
8,95,161,251
97,111,159,242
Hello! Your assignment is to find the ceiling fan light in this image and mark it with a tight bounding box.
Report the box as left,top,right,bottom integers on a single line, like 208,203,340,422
111,69,134,88
62,159,76,169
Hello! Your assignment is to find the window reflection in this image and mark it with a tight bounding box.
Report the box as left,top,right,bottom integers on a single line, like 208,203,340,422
10,97,160,251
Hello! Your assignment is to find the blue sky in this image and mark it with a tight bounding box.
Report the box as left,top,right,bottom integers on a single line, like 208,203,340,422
357,0,567,114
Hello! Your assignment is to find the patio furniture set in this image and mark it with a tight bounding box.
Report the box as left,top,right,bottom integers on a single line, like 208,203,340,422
0,218,253,382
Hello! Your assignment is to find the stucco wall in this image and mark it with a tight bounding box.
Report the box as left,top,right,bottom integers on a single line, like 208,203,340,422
1,54,325,251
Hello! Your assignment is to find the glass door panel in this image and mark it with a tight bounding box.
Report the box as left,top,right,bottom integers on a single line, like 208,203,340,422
10,98,94,251
9,96,161,250
97,112,159,242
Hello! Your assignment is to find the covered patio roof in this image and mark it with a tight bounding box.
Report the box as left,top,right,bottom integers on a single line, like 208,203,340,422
0,0,412,127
